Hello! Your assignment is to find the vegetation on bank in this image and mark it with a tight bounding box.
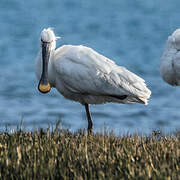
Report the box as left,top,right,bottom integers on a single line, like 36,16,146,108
0,128,179,179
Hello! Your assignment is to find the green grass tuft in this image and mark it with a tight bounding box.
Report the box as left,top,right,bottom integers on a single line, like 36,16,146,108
0,129,180,179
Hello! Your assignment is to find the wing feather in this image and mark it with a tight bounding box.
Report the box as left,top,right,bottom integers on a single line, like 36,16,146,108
54,45,151,101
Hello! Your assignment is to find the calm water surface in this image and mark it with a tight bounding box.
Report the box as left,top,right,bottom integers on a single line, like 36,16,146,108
0,0,180,134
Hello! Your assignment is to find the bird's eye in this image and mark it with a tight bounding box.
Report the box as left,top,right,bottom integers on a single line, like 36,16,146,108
41,39,53,44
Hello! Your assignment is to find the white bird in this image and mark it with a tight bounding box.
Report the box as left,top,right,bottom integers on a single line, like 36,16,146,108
35,28,151,132
160,29,180,86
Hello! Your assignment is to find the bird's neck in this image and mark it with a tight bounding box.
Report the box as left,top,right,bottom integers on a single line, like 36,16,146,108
46,48,56,87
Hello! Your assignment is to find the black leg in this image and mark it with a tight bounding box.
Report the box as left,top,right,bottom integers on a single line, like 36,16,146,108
84,103,93,133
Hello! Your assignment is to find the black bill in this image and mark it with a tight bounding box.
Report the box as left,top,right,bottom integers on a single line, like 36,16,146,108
38,41,51,93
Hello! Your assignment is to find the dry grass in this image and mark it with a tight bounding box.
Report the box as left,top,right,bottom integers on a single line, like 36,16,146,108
0,128,179,179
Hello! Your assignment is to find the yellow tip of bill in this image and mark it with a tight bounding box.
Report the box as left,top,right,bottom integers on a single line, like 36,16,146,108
38,83,51,93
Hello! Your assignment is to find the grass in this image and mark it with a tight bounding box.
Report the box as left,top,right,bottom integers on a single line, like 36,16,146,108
0,127,179,179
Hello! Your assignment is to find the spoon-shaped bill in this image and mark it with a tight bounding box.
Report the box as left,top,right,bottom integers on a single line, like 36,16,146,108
38,41,51,93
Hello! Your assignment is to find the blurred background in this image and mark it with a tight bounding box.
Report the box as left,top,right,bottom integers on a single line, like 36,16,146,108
0,0,180,134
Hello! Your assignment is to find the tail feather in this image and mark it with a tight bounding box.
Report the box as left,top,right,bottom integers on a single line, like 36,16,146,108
136,96,149,105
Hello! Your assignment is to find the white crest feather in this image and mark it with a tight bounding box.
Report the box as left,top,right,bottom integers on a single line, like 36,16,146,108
41,27,60,42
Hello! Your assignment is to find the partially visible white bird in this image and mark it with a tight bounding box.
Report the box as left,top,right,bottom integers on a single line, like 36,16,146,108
35,28,151,132
160,29,180,86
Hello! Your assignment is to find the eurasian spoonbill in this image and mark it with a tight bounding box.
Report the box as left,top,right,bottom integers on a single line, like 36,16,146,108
160,29,180,86
35,28,151,132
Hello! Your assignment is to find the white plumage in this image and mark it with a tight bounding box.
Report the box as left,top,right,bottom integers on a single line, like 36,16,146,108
160,29,180,86
35,28,151,132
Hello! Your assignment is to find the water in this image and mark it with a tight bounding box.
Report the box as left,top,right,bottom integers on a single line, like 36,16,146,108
0,0,180,134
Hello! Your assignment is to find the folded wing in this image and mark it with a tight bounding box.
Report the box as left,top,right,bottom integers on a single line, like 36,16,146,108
55,45,151,104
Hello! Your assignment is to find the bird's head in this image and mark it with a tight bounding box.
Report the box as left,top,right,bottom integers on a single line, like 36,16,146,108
40,28,60,50
169,29,180,50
